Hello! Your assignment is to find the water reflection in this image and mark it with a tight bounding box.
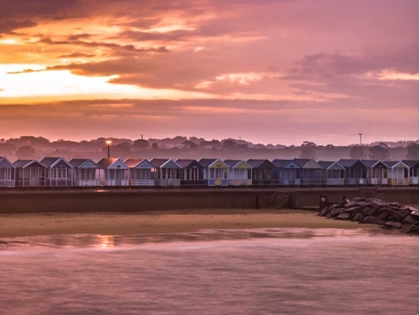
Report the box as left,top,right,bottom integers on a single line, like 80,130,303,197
0,228,411,251
98,235,115,249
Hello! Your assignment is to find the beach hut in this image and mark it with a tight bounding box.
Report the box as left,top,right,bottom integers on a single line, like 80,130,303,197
361,160,388,185
246,159,276,186
0,157,15,187
69,158,99,187
13,159,47,187
40,157,73,186
402,160,419,185
383,161,409,186
293,159,323,186
124,158,155,186
318,161,345,186
199,159,229,186
337,159,367,185
224,160,252,186
176,159,206,187
150,158,181,187
272,159,299,186
97,158,129,186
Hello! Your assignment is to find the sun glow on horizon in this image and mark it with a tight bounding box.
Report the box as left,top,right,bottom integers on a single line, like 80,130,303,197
0,64,214,103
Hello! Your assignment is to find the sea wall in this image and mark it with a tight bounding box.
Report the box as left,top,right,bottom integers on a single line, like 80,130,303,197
0,187,417,213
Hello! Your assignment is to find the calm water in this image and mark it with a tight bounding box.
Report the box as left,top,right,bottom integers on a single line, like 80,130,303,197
0,228,418,315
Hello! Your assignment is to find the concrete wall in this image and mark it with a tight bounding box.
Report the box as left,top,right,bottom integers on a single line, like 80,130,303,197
0,188,417,213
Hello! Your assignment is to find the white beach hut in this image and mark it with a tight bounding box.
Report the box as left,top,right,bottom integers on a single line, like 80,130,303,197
124,158,155,186
0,157,15,187
13,159,47,187
402,160,419,185
224,160,252,186
69,158,100,187
383,161,410,186
40,157,73,186
150,158,182,187
97,158,129,186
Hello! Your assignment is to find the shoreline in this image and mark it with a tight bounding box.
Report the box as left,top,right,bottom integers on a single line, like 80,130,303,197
0,209,380,238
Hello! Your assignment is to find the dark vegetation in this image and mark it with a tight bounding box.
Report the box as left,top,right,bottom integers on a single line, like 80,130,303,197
0,136,418,162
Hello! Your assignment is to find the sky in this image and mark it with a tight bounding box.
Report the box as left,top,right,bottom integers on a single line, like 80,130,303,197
0,0,418,145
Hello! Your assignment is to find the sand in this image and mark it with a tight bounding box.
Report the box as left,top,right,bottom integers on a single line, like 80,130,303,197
0,209,380,238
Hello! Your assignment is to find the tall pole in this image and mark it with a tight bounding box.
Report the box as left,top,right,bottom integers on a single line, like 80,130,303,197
359,133,362,145
106,140,112,158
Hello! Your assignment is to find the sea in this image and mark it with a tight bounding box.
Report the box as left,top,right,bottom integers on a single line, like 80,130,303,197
0,228,418,315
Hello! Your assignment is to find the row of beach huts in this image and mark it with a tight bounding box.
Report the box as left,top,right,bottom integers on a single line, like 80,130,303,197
0,156,418,188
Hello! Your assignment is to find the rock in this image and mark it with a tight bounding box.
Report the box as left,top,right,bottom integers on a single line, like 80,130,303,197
388,215,400,222
395,210,410,221
401,224,415,233
330,208,346,218
360,216,378,224
402,215,417,225
351,213,364,222
377,212,389,221
370,199,388,208
375,218,385,225
343,201,358,208
383,221,402,229
410,226,419,233
336,212,351,220
318,208,329,217
344,207,363,214
378,207,395,217
354,197,368,202
411,210,419,217
389,202,401,207
368,207,380,217
361,207,373,216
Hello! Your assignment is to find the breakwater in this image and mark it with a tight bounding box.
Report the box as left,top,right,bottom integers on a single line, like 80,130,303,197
0,187,417,213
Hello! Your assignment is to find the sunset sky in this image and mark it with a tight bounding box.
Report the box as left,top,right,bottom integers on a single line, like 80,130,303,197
0,0,418,145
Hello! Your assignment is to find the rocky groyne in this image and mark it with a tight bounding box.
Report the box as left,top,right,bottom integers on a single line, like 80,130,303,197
318,197,419,234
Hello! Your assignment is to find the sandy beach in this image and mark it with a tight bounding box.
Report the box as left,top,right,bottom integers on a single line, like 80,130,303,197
0,209,379,237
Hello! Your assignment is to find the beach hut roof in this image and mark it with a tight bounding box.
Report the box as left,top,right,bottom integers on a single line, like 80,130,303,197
338,159,360,168
39,157,60,167
271,159,292,168
176,159,203,169
402,160,419,168
198,158,217,168
361,160,380,168
224,160,241,168
124,158,153,169
208,159,228,169
40,157,72,168
224,160,251,169
318,161,334,169
361,160,388,169
13,159,33,168
69,158,98,169
13,159,46,169
320,161,345,170
246,159,275,168
150,158,170,168
295,159,322,169
383,161,409,169
97,158,128,169
293,159,311,168
125,158,153,169
0,157,15,168
161,159,181,169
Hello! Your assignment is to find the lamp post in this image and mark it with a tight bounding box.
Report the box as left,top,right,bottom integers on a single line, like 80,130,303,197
106,140,112,158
